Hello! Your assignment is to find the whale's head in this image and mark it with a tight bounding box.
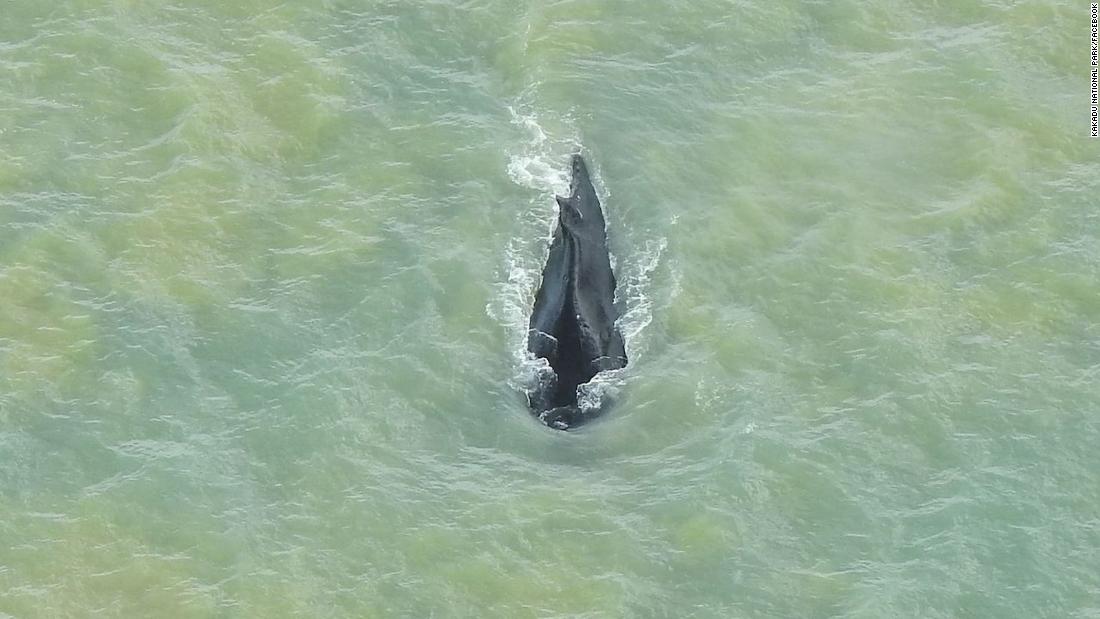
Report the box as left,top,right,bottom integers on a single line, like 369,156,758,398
569,154,591,193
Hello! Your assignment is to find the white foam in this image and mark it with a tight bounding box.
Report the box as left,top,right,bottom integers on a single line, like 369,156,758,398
616,237,667,357
488,108,569,401
504,107,570,196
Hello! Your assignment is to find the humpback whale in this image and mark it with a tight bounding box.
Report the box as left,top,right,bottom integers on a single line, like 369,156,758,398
526,155,627,430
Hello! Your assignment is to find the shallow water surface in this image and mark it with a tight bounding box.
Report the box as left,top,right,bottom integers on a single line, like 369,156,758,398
1,1,1098,617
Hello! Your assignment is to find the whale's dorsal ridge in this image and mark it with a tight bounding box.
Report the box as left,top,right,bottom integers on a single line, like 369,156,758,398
555,195,581,217
556,195,584,231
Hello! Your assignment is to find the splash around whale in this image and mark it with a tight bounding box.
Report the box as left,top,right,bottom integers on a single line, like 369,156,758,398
525,155,627,430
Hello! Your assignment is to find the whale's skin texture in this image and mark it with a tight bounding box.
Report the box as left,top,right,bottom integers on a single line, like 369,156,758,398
526,155,627,430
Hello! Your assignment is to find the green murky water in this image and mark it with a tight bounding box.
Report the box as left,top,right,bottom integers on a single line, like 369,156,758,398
2,1,1098,616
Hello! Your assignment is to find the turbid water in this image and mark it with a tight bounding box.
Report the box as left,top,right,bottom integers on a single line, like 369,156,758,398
1,1,1098,617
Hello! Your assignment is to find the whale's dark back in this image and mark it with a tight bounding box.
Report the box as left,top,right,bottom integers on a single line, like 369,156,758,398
526,155,626,429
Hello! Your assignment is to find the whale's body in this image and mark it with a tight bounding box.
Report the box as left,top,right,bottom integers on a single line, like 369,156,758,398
526,155,627,429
